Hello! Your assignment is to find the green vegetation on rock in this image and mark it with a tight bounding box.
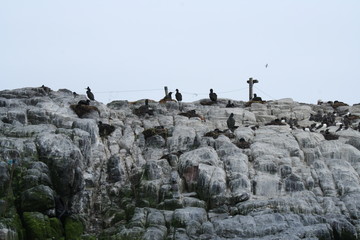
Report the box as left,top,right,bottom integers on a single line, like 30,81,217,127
23,211,64,240
64,215,85,240
0,207,26,240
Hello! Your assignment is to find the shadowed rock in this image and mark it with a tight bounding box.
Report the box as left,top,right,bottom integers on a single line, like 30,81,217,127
142,126,168,139
70,104,100,118
98,121,115,137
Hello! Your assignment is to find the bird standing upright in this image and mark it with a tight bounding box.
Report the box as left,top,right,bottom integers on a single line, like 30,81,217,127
164,92,173,101
209,89,217,102
86,87,95,101
227,113,235,131
175,89,182,102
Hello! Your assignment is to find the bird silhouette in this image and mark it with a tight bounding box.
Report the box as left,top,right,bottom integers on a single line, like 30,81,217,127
175,89,182,102
227,113,236,131
86,87,95,101
209,89,217,102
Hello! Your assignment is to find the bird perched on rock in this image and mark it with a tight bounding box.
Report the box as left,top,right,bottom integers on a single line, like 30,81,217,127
133,99,154,117
41,85,52,93
227,113,237,131
209,89,217,102
322,129,339,140
252,93,262,101
159,92,174,103
164,92,173,101
86,87,95,101
236,138,251,149
226,100,235,108
175,89,182,102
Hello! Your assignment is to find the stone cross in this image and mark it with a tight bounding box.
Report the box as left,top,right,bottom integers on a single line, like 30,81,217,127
247,77,259,100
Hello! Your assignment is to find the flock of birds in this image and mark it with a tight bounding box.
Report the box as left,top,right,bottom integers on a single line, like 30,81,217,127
68,86,360,147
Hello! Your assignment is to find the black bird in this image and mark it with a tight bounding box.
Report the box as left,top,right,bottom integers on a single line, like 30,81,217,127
209,89,217,102
175,89,182,102
226,100,235,108
86,87,95,101
227,113,236,131
322,129,339,140
41,85,51,93
164,92,173,101
252,93,262,101
78,99,90,105
236,138,251,149
133,99,154,116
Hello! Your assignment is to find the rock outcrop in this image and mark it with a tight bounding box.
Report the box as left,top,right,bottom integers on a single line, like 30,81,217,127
1,87,360,239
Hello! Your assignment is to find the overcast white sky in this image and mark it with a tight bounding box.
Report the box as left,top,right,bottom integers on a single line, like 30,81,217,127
1,1,359,105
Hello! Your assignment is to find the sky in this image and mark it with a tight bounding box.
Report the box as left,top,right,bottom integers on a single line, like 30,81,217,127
1,1,359,105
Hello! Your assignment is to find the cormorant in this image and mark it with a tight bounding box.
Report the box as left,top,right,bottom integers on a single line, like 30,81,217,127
165,92,173,100
227,113,236,130
226,100,235,108
86,87,95,101
252,93,262,101
209,89,217,102
175,89,182,102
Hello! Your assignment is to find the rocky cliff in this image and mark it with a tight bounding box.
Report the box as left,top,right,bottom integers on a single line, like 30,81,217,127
1,87,360,240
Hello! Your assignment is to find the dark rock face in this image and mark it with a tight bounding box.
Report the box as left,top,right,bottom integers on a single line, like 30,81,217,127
0,162,10,198
107,154,127,183
21,185,55,212
1,88,360,239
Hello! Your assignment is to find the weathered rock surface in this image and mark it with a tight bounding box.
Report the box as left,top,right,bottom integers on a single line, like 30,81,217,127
1,87,360,239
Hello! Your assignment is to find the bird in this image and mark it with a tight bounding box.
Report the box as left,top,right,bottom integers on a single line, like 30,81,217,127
41,85,51,93
209,89,217,102
227,113,236,131
226,100,235,108
265,64,268,68
175,89,182,102
133,99,154,116
164,92,173,101
322,129,339,140
86,87,95,101
252,93,262,101
236,138,251,149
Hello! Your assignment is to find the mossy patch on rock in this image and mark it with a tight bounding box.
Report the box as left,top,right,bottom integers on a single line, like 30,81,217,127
64,215,85,240
21,185,55,212
142,127,168,140
22,211,64,240
0,207,26,240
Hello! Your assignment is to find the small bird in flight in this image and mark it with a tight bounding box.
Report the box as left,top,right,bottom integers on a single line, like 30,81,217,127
265,64,268,68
